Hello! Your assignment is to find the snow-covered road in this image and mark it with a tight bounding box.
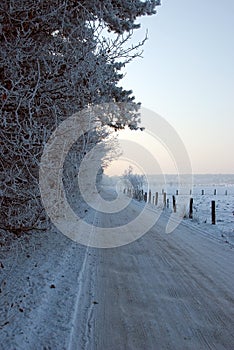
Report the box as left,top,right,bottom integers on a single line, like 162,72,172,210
1,188,234,349
92,190,234,350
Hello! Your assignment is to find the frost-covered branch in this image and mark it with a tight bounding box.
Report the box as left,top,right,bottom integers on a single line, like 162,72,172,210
0,0,159,233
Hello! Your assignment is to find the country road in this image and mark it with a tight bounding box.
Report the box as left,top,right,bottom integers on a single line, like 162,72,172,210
92,190,234,350
1,188,234,350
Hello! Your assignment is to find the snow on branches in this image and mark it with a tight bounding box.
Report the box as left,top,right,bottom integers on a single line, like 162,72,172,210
0,0,159,233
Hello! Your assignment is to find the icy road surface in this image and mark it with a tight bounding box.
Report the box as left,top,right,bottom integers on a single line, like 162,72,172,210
1,188,234,349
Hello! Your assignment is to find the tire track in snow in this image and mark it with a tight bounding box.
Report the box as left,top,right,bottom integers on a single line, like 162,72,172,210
66,208,99,350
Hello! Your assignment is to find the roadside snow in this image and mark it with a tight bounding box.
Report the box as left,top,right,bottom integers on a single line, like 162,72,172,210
0,187,233,349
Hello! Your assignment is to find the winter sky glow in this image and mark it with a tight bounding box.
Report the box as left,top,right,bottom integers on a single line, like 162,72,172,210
105,0,234,175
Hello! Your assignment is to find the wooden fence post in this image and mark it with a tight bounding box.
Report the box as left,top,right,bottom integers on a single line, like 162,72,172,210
189,198,193,219
172,195,176,213
155,192,158,206
148,189,151,204
163,192,167,208
214,189,217,195
167,198,169,208
211,200,216,225
144,192,147,203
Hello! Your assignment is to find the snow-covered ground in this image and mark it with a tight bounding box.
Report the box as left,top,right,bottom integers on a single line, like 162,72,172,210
0,185,234,349
0,227,99,349
143,174,234,244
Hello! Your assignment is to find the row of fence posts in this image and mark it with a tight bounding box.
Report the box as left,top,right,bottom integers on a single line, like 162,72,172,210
201,189,228,196
188,198,216,225
123,188,217,225
123,188,229,196
144,190,177,213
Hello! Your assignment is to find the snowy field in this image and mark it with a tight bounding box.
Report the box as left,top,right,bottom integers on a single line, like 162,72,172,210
144,174,234,244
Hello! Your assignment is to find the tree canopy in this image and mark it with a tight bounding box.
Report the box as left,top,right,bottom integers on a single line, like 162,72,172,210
0,0,160,233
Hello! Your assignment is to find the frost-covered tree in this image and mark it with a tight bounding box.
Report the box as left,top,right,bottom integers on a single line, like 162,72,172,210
122,166,146,192
0,0,160,233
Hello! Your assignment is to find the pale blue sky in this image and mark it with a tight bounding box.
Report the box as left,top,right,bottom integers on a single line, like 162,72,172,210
113,0,234,175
